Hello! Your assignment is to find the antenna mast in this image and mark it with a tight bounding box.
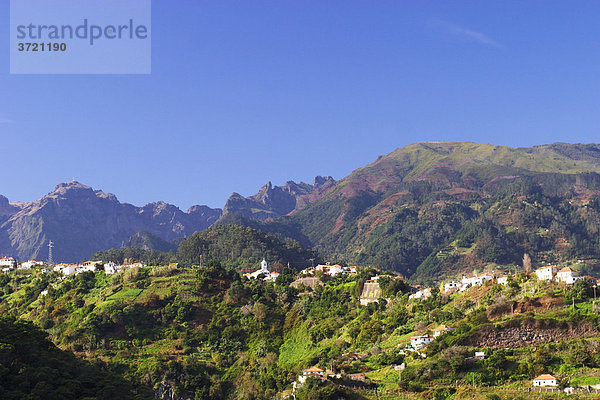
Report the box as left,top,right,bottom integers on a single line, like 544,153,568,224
48,240,54,265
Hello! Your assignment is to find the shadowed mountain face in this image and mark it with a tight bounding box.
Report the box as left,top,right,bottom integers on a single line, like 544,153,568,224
0,182,222,262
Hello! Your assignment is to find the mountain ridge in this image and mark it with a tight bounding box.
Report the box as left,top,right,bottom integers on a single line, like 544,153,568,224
3,141,600,277
0,181,222,262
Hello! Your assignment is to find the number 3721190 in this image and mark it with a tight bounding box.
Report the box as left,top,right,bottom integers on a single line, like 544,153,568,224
18,42,67,52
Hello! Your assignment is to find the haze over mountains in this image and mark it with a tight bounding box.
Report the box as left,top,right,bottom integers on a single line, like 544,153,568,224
3,142,600,278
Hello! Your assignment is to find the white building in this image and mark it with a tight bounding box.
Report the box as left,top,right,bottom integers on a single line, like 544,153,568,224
53,263,78,276
443,281,461,294
297,366,324,384
535,266,557,281
244,259,270,279
263,271,280,282
62,266,77,276
461,273,494,290
0,256,17,268
104,262,118,274
409,287,432,300
19,260,45,269
81,261,102,272
410,335,434,349
555,267,583,285
433,325,455,338
532,374,558,387
497,276,509,285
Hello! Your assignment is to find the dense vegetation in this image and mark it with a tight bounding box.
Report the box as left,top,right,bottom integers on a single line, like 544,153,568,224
263,151,600,281
0,316,149,400
4,257,600,399
91,224,319,270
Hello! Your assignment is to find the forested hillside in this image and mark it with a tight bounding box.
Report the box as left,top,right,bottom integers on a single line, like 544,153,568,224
91,224,319,270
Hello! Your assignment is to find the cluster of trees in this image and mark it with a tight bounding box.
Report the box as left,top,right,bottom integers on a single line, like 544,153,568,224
0,317,149,400
90,224,319,271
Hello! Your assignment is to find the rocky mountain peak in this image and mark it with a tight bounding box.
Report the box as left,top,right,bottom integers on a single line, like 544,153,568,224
0,195,10,207
313,175,334,187
0,182,222,262
52,181,93,194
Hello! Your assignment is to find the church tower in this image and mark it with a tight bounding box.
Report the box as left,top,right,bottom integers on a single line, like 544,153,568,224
261,258,268,273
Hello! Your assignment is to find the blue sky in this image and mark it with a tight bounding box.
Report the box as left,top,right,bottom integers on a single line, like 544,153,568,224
1,1,599,209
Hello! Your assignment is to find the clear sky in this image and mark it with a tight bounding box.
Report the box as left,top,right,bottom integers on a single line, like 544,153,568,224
1,1,599,209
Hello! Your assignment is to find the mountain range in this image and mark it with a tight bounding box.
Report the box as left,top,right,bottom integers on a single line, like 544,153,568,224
0,182,222,262
3,142,600,280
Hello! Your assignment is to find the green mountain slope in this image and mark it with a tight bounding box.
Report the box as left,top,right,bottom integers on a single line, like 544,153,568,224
254,142,600,280
3,262,600,399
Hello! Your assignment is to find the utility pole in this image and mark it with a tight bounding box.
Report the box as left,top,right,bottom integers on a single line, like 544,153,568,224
47,240,54,265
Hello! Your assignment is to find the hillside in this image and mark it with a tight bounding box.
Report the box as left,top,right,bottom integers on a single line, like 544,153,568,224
90,224,319,271
3,261,600,399
0,182,222,262
0,316,149,399
249,142,600,281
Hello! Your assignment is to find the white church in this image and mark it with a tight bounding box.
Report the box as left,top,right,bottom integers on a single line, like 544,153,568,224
244,259,280,281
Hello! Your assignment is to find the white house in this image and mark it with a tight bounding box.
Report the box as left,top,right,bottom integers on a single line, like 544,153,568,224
410,335,434,349
497,276,509,285
81,260,102,272
555,267,583,285
104,262,118,274
409,288,432,300
433,325,455,338
443,281,461,294
263,271,280,282
0,256,17,268
62,266,77,276
20,260,45,269
532,374,558,387
461,273,494,290
535,266,557,281
19,261,33,269
298,366,324,384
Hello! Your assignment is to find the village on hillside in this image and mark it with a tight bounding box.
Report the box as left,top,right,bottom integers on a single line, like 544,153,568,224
0,255,147,276
3,252,600,395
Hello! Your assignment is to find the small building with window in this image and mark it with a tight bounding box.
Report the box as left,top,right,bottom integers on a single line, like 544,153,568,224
532,374,558,387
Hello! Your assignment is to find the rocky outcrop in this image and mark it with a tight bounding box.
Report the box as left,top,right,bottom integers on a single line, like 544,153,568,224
0,195,21,223
222,176,335,221
0,182,222,262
